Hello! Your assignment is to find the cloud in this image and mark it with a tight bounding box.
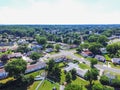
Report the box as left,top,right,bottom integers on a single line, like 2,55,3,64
0,0,120,24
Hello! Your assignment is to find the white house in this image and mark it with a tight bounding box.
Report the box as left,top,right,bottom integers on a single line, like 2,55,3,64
111,58,120,64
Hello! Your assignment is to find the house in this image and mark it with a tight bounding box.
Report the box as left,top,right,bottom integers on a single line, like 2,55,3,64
100,48,107,54
53,56,67,63
95,55,106,62
31,45,43,52
45,48,53,53
0,69,8,79
111,58,120,64
64,63,88,78
0,48,7,52
8,53,22,59
0,42,14,47
25,62,46,73
81,50,94,57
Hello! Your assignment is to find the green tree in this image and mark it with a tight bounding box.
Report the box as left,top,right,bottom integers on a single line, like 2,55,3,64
65,73,71,84
84,68,99,86
100,75,109,85
70,69,77,80
4,59,27,79
36,36,47,45
88,43,103,55
47,60,61,82
30,52,41,62
65,84,83,90
92,83,103,90
90,58,98,68
55,44,60,52
106,42,120,57
76,46,82,53
97,35,108,46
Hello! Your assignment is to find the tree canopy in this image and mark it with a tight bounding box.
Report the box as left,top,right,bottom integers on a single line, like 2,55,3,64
4,59,27,79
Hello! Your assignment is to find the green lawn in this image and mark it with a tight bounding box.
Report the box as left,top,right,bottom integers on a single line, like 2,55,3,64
28,81,40,90
74,53,83,58
49,51,60,55
109,63,120,69
79,63,90,69
25,69,44,77
103,54,111,61
39,80,59,90
58,62,65,68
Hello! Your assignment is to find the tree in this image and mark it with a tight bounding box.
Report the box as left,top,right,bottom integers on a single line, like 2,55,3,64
65,84,83,90
73,39,80,45
88,42,103,55
55,44,60,52
36,36,47,45
30,52,41,62
88,35,99,42
65,73,71,84
106,42,120,57
90,58,98,68
70,69,76,80
80,43,89,49
47,60,61,82
92,83,103,90
16,44,31,54
111,79,120,88
46,44,54,48
100,75,109,85
84,68,99,86
76,46,82,53
4,59,27,79
0,54,9,63
97,35,108,46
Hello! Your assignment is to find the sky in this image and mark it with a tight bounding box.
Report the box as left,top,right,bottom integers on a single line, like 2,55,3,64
0,0,120,24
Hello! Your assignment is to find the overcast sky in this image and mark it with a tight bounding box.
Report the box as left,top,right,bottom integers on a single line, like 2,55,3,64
0,0,120,24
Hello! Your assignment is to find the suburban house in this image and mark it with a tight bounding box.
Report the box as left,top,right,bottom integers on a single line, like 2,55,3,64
25,62,46,73
53,56,68,63
64,63,88,78
81,50,94,58
111,58,120,64
0,48,7,52
95,55,106,62
45,48,53,53
31,45,43,52
8,53,22,59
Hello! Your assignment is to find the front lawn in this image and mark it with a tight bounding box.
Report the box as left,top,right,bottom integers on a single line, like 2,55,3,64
109,63,120,69
25,69,44,77
79,63,90,69
39,80,59,90
103,54,111,61
74,53,83,58
28,81,40,90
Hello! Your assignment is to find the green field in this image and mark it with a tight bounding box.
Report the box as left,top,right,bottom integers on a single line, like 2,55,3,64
79,63,90,69
39,80,59,90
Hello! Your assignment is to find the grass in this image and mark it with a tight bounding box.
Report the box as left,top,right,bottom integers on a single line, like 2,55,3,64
28,81,40,90
74,53,83,58
49,51,60,55
25,69,44,77
103,54,111,61
109,62,120,69
58,62,65,68
79,63,90,69
39,80,59,90
0,77,14,84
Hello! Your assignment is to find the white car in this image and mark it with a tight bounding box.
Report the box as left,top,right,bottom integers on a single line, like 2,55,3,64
34,75,44,81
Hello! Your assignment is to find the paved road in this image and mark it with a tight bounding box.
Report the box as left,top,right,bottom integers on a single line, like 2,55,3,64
41,49,120,74
95,64,120,74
